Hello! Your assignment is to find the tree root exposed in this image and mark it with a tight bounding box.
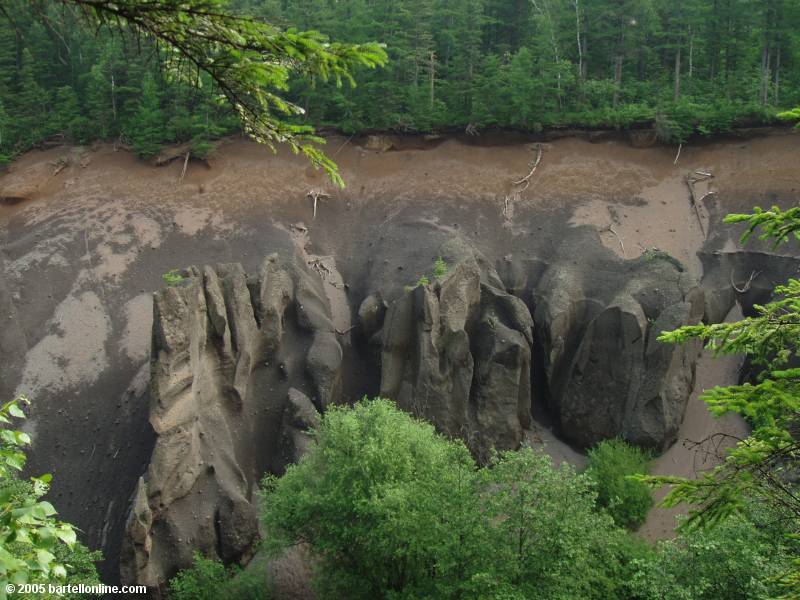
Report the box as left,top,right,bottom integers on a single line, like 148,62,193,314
604,224,626,257
730,270,760,293
512,143,543,192
307,189,331,219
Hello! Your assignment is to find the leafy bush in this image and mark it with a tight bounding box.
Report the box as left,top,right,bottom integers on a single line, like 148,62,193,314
474,448,646,600
161,270,185,287
586,438,653,530
261,398,479,599
169,554,229,600
628,514,791,600
261,398,645,599
654,110,694,144
189,138,215,160
433,257,448,279
168,553,266,600
778,106,800,126
0,396,91,591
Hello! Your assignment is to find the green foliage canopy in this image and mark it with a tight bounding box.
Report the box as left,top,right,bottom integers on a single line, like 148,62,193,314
0,0,387,183
647,203,800,594
2,0,799,169
586,438,654,529
629,512,791,600
261,398,643,599
0,397,97,599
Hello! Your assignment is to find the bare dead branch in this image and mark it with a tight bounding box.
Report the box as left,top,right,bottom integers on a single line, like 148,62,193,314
699,191,716,203
730,269,761,293
307,189,331,219
684,174,707,238
308,257,331,278
178,151,190,184
512,143,543,192
604,224,626,257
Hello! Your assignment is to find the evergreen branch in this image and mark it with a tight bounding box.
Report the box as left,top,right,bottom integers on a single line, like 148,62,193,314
57,0,387,185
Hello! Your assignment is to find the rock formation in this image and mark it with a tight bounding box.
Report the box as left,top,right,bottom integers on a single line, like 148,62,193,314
280,388,321,465
121,253,338,589
533,241,705,450
375,239,534,459
122,231,722,588
699,249,800,323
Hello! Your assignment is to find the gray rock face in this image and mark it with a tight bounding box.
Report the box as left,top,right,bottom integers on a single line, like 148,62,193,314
699,250,800,323
120,253,341,589
378,241,534,459
533,247,704,450
280,388,320,464
120,231,716,588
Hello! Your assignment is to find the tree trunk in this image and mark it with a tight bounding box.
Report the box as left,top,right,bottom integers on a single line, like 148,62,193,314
688,28,693,78
612,22,624,109
581,6,589,81
760,44,770,106
111,73,117,121
573,0,583,82
709,0,719,80
760,0,774,106
429,51,435,109
773,40,780,105
674,45,681,101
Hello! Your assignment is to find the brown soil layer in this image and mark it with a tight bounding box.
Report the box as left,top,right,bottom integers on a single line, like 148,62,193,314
1,130,798,582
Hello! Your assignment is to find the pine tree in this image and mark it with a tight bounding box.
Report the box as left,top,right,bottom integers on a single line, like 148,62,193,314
52,86,79,139
129,72,165,158
14,48,51,147
0,98,10,162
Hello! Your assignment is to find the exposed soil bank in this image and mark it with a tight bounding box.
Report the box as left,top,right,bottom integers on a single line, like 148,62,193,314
1,130,798,583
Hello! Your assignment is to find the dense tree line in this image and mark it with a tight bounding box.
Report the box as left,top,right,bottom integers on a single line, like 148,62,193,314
257,0,800,137
0,0,798,165
0,1,240,163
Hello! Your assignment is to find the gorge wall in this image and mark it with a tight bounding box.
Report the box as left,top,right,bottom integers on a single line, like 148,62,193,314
0,130,798,589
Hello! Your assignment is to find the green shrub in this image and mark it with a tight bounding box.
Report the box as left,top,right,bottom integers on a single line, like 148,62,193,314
476,447,645,600
190,138,215,160
628,514,791,600
654,111,693,144
778,106,800,126
433,257,448,279
261,398,479,599
168,553,267,600
161,270,185,286
585,438,653,530
1,396,92,591
261,399,644,599
169,554,229,600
